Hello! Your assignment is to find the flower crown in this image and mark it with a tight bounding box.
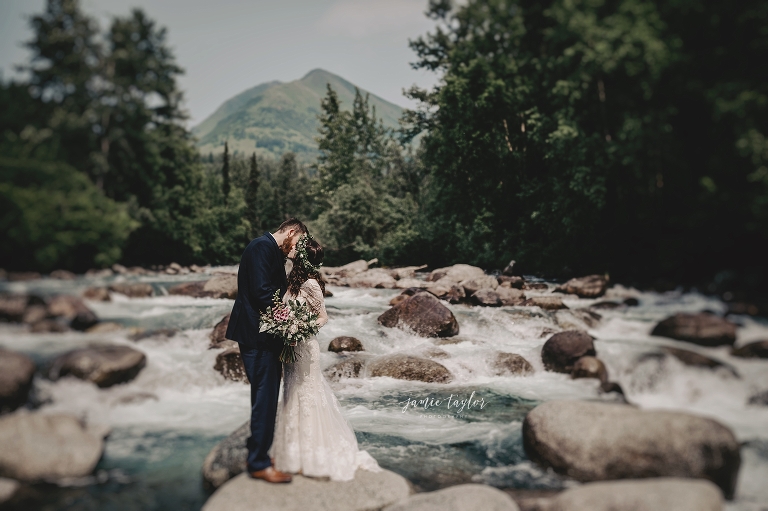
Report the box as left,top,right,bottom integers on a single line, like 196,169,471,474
295,233,322,272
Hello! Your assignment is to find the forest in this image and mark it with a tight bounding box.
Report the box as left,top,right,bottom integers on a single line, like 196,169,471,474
1,0,766,296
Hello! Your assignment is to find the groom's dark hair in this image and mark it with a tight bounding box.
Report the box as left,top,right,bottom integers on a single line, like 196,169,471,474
276,217,308,235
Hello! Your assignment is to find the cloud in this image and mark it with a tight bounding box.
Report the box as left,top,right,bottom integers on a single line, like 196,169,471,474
316,0,433,38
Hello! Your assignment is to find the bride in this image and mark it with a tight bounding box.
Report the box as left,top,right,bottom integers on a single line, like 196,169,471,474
268,234,382,481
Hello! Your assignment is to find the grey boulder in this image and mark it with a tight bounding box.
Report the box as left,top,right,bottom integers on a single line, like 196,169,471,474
491,352,534,376
651,313,737,347
108,282,154,298
0,412,108,481
0,349,36,414
378,292,459,338
369,354,453,383
522,400,741,498
324,356,367,382
329,336,364,353
541,331,596,373
731,340,768,358
383,483,519,511
214,348,248,383
48,345,146,388
202,421,248,490
202,469,411,511
555,275,609,299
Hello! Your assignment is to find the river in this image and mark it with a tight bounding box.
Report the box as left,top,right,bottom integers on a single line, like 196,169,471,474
1,268,767,510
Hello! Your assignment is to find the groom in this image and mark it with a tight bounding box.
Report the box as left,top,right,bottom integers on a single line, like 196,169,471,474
225,217,308,483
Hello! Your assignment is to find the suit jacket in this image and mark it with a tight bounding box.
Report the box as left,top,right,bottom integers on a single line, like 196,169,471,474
225,232,288,352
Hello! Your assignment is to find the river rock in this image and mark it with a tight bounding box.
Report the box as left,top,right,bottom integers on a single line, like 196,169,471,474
50,269,76,280
209,314,234,349
555,309,602,331
390,294,409,306
328,336,364,353
571,356,608,382
202,468,411,511
0,349,36,414
324,357,366,382
347,269,397,289
498,276,525,289
83,286,111,301
0,294,28,322
382,483,519,511
168,281,207,297
491,352,534,376
46,295,99,330
522,400,741,498
0,412,108,481
555,275,609,298
748,390,768,406
426,264,485,284
378,292,459,337
202,421,249,490
0,477,19,505
390,265,428,280
421,346,450,360
731,340,768,358
590,301,622,310
30,319,69,333
321,260,368,279
108,282,154,298
524,282,549,291
395,278,428,289
651,313,737,347
497,287,526,306
657,347,739,377
523,296,567,310
540,478,723,511
203,275,238,299
461,275,498,294
214,348,247,383
472,289,501,306
369,354,453,383
541,331,596,373
22,304,47,324
48,345,146,388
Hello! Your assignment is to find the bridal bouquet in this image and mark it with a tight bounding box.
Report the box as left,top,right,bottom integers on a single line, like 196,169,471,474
259,290,320,363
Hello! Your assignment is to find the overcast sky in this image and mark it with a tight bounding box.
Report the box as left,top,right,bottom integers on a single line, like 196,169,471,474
0,0,440,126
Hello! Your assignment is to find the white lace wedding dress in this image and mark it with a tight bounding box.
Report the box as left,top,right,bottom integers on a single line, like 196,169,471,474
268,278,382,481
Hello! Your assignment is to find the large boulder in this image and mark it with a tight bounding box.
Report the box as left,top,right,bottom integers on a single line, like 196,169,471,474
321,260,368,279
214,348,248,383
472,289,501,306
496,287,526,306
555,275,609,298
522,400,741,498
571,356,608,383
498,276,525,289
202,421,249,490
369,354,453,383
0,294,28,322
523,296,568,311
653,347,739,377
460,275,498,294
328,336,364,353
202,469,411,511
0,412,108,481
554,309,602,330
731,340,768,358
324,357,367,382
426,264,485,284
203,275,238,299
0,349,36,414
209,314,235,349
541,331,596,373
539,478,723,511
82,287,111,301
651,313,737,347
491,352,533,376
46,295,99,330
382,483,519,511
108,282,154,298
378,293,459,338
48,345,146,388
168,275,237,299
347,269,397,289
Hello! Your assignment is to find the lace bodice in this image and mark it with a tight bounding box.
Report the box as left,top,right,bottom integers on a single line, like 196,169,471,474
284,279,328,329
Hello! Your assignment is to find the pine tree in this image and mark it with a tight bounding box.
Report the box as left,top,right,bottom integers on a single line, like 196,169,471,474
221,141,230,203
246,152,259,236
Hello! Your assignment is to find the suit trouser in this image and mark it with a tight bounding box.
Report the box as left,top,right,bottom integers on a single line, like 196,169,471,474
238,345,282,472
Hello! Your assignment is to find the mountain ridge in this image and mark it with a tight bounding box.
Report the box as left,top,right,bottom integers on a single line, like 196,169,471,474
192,69,405,161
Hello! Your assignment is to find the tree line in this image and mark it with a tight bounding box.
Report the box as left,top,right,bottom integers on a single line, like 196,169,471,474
1,0,766,295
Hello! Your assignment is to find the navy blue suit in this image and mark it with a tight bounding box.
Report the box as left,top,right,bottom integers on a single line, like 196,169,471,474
225,232,287,472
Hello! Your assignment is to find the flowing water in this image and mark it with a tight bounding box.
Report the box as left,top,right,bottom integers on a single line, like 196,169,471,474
1,269,767,510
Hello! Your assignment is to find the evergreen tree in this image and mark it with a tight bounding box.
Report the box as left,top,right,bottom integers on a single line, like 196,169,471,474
221,141,230,203
246,152,260,235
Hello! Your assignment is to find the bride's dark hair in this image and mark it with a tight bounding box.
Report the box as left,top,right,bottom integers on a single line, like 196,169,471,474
287,238,326,296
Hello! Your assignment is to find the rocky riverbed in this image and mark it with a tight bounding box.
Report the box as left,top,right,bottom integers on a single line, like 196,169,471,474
0,263,767,510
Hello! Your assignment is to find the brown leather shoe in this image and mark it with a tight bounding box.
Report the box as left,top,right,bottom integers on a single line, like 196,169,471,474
249,466,292,483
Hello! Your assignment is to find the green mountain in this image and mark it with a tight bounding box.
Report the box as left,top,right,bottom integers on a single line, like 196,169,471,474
192,69,405,162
